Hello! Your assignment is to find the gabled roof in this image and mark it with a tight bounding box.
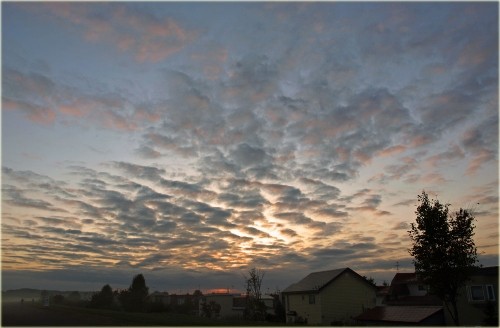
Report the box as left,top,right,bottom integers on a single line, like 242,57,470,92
386,295,442,306
391,272,419,285
473,266,499,276
282,268,373,294
355,306,443,324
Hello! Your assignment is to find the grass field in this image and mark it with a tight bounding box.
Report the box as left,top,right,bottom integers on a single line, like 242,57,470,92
2,302,280,326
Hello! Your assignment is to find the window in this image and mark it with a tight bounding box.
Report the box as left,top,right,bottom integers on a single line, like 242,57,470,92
468,285,497,302
309,294,315,304
487,285,496,301
470,286,486,301
418,285,425,291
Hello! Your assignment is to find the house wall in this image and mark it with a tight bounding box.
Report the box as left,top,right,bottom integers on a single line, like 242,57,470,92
320,270,377,325
284,271,377,325
202,294,242,319
407,283,427,296
285,292,322,324
445,274,499,326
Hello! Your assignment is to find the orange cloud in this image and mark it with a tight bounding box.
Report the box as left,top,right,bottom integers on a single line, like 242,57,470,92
378,145,407,157
3,98,56,124
37,3,194,63
466,149,495,176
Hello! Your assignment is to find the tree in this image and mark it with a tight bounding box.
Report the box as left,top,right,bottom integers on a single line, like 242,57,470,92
200,300,221,318
243,268,267,321
67,291,81,305
363,276,376,286
90,284,114,309
408,191,478,325
120,274,149,312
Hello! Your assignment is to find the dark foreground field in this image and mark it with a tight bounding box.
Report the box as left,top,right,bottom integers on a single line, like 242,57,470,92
2,302,272,326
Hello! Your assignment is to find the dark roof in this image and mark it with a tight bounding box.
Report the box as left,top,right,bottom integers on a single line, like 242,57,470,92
473,266,499,276
386,295,442,306
282,268,374,294
355,306,443,323
391,272,419,285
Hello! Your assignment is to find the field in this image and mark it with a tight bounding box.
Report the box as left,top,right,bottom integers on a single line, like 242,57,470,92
2,302,277,326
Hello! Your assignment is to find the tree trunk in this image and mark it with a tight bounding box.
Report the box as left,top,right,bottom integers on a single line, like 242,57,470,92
450,300,460,326
444,299,460,326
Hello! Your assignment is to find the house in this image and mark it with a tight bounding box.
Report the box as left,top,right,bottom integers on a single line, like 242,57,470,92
355,305,445,326
200,293,244,319
386,272,441,306
282,268,377,325
375,286,390,306
445,266,499,326
149,291,170,305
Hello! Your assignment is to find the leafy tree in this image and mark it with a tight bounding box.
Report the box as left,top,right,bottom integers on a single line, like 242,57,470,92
90,284,114,309
119,274,149,312
408,191,478,325
270,289,286,323
243,268,267,321
363,276,376,286
67,291,81,304
200,300,221,318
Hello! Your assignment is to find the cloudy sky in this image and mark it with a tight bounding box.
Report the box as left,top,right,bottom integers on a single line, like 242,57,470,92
2,2,498,293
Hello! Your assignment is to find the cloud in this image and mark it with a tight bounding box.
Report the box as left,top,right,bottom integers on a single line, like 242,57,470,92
2,68,164,131
27,3,195,63
135,146,162,159
3,97,56,124
461,118,498,175
229,143,271,168
112,161,165,181
2,185,62,212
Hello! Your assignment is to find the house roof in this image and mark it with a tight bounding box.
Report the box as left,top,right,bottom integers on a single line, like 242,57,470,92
282,268,373,294
473,266,499,276
391,272,419,285
386,295,442,306
355,306,443,323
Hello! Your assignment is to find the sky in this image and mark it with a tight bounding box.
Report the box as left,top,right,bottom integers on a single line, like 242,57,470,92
1,2,498,293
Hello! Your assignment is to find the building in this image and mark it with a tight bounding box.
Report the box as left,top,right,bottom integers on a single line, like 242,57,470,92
386,272,441,306
375,286,390,306
200,293,244,319
282,268,377,325
445,266,498,326
355,271,445,325
199,293,276,319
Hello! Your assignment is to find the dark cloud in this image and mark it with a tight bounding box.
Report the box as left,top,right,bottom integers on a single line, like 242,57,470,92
2,185,63,212
112,161,165,181
135,145,162,159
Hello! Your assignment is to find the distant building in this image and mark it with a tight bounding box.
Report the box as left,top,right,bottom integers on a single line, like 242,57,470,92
375,286,390,306
148,291,201,315
282,268,377,325
386,272,441,306
199,293,276,319
200,293,244,319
